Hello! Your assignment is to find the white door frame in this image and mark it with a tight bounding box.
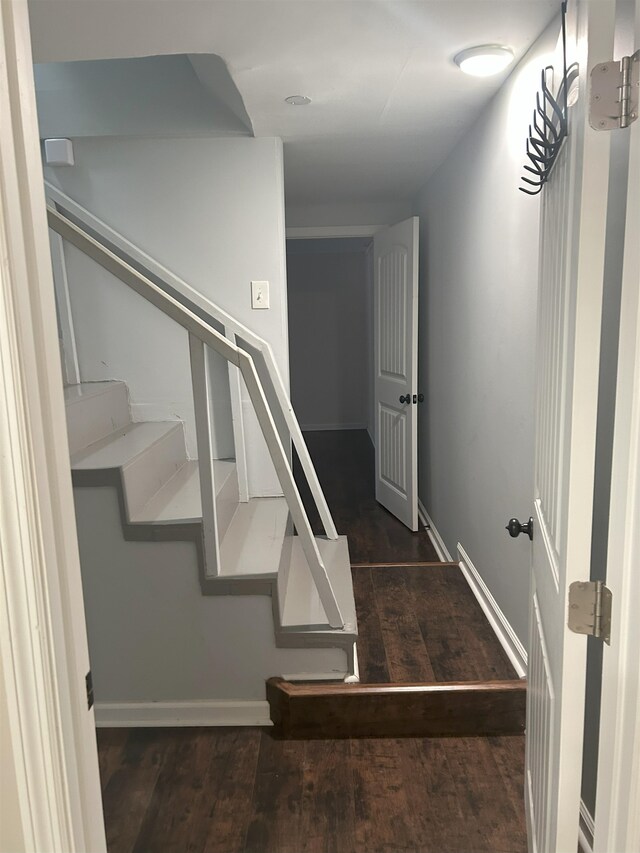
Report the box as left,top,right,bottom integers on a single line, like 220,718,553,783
593,4,640,849
0,1,106,850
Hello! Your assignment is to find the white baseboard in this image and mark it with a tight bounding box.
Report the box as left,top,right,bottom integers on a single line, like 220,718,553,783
578,799,595,853
95,699,272,728
418,500,453,562
300,422,367,432
457,543,528,679
280,671,347,682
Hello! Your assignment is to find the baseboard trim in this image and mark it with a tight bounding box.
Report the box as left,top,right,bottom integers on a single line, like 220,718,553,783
578,799,595,853
95,699,272,728
300,423,367,432
418,501,453,562
457,543,528,679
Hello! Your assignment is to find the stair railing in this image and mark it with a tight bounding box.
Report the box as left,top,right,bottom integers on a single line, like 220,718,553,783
44,181,338,542
47,199,344,629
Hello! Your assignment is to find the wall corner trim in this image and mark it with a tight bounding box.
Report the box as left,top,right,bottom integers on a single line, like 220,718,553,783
418,501,453,562
94,699,272,728
578,800,595,853
457,543,528,679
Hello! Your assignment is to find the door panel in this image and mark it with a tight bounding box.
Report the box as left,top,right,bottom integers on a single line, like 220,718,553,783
373,217,419,530
526,3,615,851
594,2,640,849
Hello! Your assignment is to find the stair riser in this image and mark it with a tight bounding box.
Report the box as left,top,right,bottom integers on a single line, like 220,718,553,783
216,464,239,541
121,425,187,518
219,498,290,578
266,679,527,739
66,383,130,456
278,536,354,632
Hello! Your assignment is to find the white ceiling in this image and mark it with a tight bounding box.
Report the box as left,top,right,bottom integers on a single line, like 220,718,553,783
28,0,558,208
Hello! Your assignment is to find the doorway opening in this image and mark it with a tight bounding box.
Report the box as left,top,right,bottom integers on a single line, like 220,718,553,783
286,234,437,564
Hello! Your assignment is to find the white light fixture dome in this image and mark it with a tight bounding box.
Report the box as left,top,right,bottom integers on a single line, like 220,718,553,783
454,45,514,77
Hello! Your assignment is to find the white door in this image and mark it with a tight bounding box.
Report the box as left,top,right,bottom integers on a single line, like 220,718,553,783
594,2,640,849
373,217,419,531
526,3,615,852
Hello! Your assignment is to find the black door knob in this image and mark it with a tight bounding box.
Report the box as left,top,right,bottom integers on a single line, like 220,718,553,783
399,394,411,404
413,393,425,404
506,517,534,540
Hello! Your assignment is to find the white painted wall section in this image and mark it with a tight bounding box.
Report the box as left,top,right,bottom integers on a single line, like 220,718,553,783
46,136,289,495
413,18,561,649
74,487,348,705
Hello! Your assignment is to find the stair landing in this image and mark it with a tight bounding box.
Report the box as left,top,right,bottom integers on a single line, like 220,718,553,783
268,563,526,738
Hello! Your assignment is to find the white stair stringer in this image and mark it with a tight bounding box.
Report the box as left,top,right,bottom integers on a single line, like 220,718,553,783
64,381,358,696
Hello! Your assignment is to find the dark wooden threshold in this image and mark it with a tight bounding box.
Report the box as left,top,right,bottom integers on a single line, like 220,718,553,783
267,677,526,739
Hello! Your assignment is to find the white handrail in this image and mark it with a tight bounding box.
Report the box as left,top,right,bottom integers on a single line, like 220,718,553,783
44,181,338,541
47,205,344,629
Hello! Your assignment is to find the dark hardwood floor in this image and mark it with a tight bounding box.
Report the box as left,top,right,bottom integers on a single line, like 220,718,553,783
266,566,524,739
353,564,517,683
96,431,528,852
97,727,527,853
294,430,439,564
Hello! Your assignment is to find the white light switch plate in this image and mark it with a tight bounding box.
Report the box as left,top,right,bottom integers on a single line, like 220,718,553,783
251,280,270,309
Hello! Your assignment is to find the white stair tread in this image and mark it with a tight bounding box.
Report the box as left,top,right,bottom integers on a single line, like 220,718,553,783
71,422,181,470
280,536,356,633
131,460,235,524
219,497,289,578
64,380,125,406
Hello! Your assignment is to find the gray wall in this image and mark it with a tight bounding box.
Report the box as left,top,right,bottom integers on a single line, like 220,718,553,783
75,487,347,705
287,240,371,431
413,18,560,648
46,135,289,496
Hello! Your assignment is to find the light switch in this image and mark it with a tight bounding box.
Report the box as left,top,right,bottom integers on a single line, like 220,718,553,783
251,280,270,309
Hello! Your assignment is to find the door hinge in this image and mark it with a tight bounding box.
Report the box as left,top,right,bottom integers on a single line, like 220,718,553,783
590,51,639,131
85,670,94,710
568,581,612,644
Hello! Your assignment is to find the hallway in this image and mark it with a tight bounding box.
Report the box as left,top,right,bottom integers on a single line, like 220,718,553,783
294,430,439,564
96,428,527,853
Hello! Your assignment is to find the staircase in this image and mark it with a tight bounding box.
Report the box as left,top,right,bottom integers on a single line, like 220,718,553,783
65,378,358,709
48,182,359,714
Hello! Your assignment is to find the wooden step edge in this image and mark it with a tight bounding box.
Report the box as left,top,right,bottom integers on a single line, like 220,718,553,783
266,676,526,739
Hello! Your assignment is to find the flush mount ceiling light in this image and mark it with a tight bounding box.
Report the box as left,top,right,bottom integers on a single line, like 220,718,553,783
285,95,311,105
454,45,514,77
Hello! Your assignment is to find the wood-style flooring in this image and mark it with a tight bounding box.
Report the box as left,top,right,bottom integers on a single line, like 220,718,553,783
97,726,527,853
352,564,517,683
97,430,527,852
294,429,439,564
267,566,524,739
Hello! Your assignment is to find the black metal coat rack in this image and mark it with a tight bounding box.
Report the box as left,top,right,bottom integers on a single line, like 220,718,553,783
520,2,577,195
